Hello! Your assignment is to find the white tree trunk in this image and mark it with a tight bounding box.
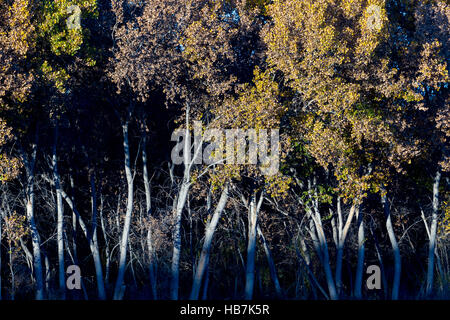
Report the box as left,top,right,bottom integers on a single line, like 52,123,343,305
89,171,107,300
99,195,111,286
170,105,195,300
426,170,441,296
244,192,263,300
257,225,283,298
370,223,389,298
335,202,358,295
294,235,330,299
57,187,106,299
114,120,134,300
299,180,337,300
381,192,401,300
202,268,210,300
190,184,229,300
170,181,190,300
142,136,158,300
313,209,337,300
23,140,45,300
52,128,65,299
354,206,364,299
309,180,338,300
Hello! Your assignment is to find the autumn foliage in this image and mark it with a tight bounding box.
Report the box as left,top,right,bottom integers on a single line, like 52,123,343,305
0,0,448,300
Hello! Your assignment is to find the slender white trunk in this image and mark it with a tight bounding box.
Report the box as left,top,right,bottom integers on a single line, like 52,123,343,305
335,202,358,295
313,209,337,300
28,197,44,301
294,236,329,299
308,179,338,300
23,140,45,300
354,206,364,299
244,192,263,300
245,194,257,300
170,181,190,300
143,136,157,300
52,127,65,299
307,219,322,262
426,170,441,296
69,174,78,271
300,183,337,300
58,187,106,299
202,268,210,300
89,172,107,300
190,184,229,300
370,219,390,299
335,197,343,293
331,215,338,248
170,105,194,300
8,240,14,299
146,228,157,299
381,191,401,300
257,226,282,298
114,121,134,300
64,230,88,300
99,195,110,285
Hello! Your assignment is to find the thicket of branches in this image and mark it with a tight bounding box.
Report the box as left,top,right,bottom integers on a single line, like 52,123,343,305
0,0,449,300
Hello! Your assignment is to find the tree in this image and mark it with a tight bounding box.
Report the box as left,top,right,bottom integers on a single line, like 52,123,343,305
263,0,448,299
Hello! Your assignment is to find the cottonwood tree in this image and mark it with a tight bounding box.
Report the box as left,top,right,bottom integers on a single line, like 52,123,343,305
202,66,291,299
0,0,44,299
408,0,449,296
263,0,449,299
109,0,205,299
179,0,272,300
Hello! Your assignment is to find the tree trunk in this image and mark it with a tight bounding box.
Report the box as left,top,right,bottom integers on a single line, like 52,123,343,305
22,138,45,300
8,240,14,299
52,126,65,299
143,136,158,300
304,185,337,300
58,187,106,299
294,236,329,300
354,206,365,299
88,171,107,300
369,219,389,298
202,267,209,300
190,184,229,300
313,210,337,300
335,202,358,296
64,230,88,300
381,191,401,300
69,173,79,281
170,105,194,300
170,181,190,300
244,191,263,300
99,195,111,286
114,120,134,300
303,179,338,300
257,225,283,298
426,170,441,296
